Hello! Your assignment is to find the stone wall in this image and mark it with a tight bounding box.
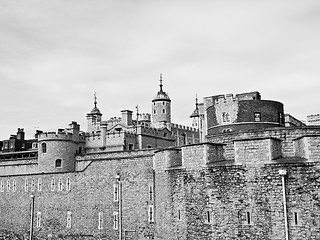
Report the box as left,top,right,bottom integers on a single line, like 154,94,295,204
0,150,155,240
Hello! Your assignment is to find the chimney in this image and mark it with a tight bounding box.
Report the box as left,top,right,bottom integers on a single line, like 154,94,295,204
17,128,25,140
121,110,133,126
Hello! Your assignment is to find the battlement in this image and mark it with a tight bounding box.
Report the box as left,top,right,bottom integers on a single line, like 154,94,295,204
140,113,151,122
204,91,261,107
171,123,197,132
38,132,74,141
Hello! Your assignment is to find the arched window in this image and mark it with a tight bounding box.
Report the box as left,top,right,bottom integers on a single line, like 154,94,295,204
55,159,62,168
41,143,47,153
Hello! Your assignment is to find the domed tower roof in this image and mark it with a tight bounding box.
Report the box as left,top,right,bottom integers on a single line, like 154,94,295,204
152,74,171,102
88,93,102,116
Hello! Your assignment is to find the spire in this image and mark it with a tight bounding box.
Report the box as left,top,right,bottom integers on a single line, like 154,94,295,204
159,73,163,92
89,92,101,115
195,94,199,110
190,94,200,118
94,92,97,108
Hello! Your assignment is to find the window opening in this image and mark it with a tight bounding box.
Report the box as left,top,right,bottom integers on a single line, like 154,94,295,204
114,183,119,202
98,212,103,229
113,212,119,229
51,178,55,191
148,205,154,223
38,178,42,192
37,212,41,228
254,112,261,122
41,143,46,153
55,159,62,168
66,211,72,228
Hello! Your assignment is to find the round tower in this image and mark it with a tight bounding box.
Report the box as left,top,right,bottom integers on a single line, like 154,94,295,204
152,74,171,127
37,131,78,173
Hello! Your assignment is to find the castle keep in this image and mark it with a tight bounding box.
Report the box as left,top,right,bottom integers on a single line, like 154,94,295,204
0,78,320,240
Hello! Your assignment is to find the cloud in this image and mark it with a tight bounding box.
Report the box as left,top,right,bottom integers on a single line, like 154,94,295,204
1,0,320,139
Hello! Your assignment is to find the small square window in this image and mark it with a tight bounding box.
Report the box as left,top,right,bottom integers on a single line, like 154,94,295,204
254,112,261,122
55,159,62,168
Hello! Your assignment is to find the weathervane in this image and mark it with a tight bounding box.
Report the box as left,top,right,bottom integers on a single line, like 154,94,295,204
159,73,163,91
94,92,97,108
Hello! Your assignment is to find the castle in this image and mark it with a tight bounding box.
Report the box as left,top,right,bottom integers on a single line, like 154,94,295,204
0,77,320,240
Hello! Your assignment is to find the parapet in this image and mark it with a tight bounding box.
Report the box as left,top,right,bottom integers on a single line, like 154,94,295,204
234,137,282,165
182,143,225,170
293,135,320,161
153,143,226,172
140,113,151,122
38,132,74,141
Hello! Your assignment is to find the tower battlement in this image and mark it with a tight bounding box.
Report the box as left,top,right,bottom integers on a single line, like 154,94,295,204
38,132,74,141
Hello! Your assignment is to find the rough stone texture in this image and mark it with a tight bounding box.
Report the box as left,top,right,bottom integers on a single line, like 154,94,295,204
1,126,320,240
0,150,155,240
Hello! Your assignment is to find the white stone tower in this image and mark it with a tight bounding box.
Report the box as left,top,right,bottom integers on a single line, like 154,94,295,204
86,93,102,134
152,74,171,129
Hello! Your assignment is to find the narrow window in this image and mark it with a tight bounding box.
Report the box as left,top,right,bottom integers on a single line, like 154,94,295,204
6,180,10,192
38,178,42,192
128,144,134,150
98,212,103,229
205,209,211,224
148,205,154,223
113,212,119,230
149,185,153,201
291,209,301,226
31,178,35,192
41,143,47,153
243,210,253,225
66,177,71,191
25,179,28,192
246,211,251,225
58,177,63,191
12,179,16,192
153,110,156,114
114,183,119,202
177,209,182,221
279,112,284,124
222,112,230,123
36,212,41,228
254,112,261,122
66,211,72,228
55,159,62,168
51,178,55,191
0,180,4,192
162,101,165,105
162,109,165,114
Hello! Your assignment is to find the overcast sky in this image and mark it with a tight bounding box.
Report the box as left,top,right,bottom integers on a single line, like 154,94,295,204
0,0,320,140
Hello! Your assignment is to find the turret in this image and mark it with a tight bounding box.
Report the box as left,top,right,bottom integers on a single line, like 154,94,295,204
151,74,171,128
87,93,102,134
37,122,85,173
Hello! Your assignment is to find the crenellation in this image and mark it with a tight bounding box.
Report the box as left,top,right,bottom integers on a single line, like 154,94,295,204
1,87,320,239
